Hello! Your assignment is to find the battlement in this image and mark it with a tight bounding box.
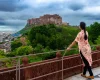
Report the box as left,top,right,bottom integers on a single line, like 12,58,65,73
27,14,62,25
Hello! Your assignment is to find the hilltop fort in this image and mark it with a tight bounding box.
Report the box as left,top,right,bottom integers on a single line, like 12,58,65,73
27,14,69,25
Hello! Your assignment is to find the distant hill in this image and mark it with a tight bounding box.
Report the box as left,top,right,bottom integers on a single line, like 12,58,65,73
19,14,70,34
11,32,21,37
18,24,33,34
19,24,76,35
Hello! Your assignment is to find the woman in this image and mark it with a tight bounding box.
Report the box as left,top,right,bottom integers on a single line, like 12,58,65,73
66,22,94,79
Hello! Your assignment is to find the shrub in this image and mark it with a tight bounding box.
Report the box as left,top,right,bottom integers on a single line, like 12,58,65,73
5,51,16,57
0,50,5,56
42,46,50,52
41,50,56,60
16,46,33,56
11,40,22,51
88,22,100,43
95,36,100,44
33,44,44,53
28,56,42,63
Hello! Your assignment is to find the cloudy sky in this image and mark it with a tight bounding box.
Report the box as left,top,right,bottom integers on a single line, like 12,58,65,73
0,0,100,32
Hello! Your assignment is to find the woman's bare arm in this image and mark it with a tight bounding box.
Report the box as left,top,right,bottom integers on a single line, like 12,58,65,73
67,40,77,50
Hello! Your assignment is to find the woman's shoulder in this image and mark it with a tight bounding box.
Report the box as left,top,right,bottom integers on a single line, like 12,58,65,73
76,31,81,37
86,31,88,35
86,31,88,33
79,30,88,34
79,30,83,34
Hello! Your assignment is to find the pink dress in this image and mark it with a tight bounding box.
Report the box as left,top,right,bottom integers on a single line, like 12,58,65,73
75,30,92,66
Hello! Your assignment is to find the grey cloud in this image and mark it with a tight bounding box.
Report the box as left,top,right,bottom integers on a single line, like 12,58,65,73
1,0,100,31
0,21,5,25
68,4,84,11
67,2,85,11
1,20,26,26
0,18,6,25
83,14,100,20
0,0,28,12
0,19,26,31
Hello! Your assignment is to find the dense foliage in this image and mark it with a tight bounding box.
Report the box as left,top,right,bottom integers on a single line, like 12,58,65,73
95,36,100,44
88,22,100,43
1,22,100,67
28,24,79,50
16,46,33,56
11,40,22,51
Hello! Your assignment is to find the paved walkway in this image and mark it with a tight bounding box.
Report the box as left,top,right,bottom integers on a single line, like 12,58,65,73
65,67,100,80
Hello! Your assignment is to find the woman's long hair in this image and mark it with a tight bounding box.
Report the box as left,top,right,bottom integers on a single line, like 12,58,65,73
80,22,87,40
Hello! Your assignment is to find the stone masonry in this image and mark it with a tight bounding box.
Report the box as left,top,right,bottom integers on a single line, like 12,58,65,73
27,14,62,25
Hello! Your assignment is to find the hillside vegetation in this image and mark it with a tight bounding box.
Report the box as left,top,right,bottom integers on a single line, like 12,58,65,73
0,22,100,67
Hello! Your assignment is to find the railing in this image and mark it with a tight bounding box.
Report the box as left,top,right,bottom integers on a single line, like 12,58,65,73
0,44,100,80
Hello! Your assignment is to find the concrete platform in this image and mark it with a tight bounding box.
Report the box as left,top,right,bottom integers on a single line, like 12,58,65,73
65,67,100,80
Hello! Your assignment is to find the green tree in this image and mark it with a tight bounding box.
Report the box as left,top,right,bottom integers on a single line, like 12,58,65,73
33,44,44,53
28,24,79,50
11,40,22,51
16,46,33,56
0,50,5,56
0,50,6,59
95,36,100,44
88,22,100,43
28,25,50,43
